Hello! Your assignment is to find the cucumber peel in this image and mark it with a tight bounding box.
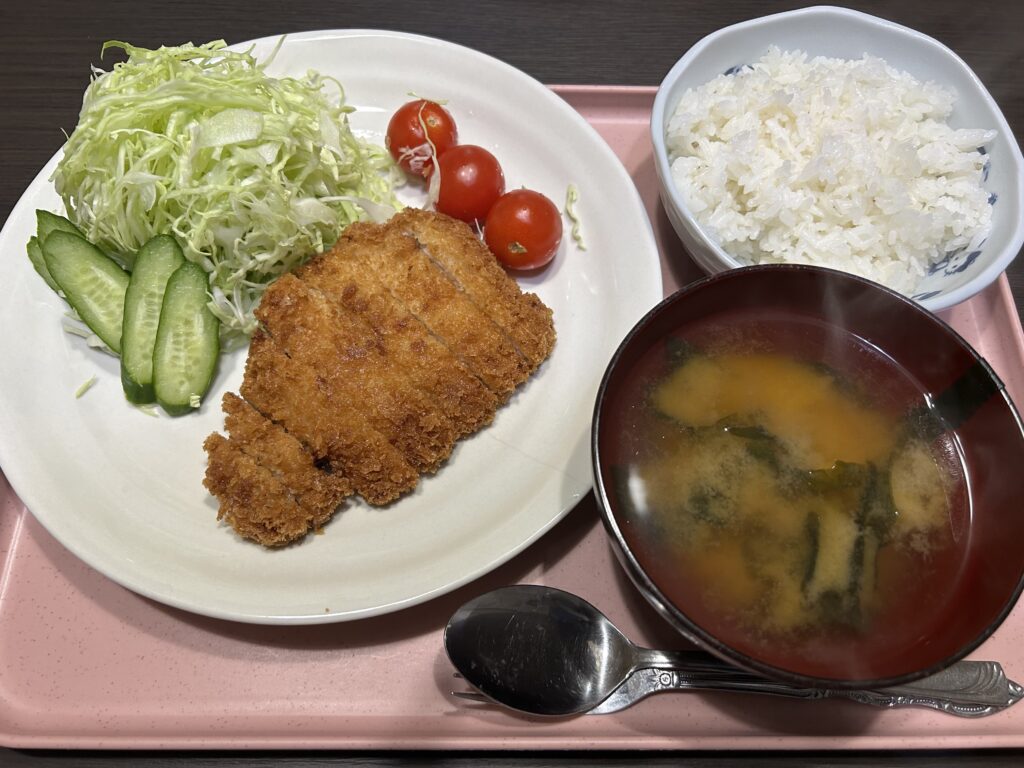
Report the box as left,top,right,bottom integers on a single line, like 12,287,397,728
28,210,85,294
121,235,186,403
36,209,85,243
42,230,128,353
27,236,62,294
153,262,220,416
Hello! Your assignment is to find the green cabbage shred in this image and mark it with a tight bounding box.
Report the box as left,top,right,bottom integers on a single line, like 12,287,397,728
565,183,586,251
75,376,98,399
53,39,400,334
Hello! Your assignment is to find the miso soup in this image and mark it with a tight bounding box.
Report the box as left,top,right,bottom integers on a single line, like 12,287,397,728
609,312,969,680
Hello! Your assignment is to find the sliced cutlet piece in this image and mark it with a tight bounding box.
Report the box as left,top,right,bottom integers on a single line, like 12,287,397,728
203,432,323,547
240,330,419,505
256,273,457,473
392,208,556,370
222,392,352,517
297,252,499,438
332,221,530,401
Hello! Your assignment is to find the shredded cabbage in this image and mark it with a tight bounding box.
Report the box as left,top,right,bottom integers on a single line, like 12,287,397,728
53,39,401,333
75,376,98,399
564,183,586,251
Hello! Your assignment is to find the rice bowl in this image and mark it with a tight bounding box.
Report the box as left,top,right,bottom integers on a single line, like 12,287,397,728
665,47,995,295
651,6,1024,312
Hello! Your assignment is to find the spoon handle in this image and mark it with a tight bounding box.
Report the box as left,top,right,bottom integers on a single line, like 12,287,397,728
591,658,1022,718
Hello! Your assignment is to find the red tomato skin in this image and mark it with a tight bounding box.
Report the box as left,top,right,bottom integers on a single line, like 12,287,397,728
385,100,458,177
484,189,563,270
435,145,506,223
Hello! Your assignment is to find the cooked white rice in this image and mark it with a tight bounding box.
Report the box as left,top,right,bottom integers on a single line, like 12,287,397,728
666,47,996,294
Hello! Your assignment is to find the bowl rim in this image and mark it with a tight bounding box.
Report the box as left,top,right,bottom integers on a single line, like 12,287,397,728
590,262,1024,689
649,4,1024,314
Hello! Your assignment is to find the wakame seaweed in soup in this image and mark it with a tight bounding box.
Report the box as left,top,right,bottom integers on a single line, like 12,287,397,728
613,313,969,679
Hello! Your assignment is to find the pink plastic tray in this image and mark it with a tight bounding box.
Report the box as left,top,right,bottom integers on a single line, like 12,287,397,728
2,85,1024,750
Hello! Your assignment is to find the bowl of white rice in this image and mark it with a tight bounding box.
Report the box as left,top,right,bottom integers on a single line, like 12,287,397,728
651,5,1024,312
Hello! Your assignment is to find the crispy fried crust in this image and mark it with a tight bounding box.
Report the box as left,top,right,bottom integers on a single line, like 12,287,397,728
297,251,499,437
203,432,326,547
222,392,352,514
203,210,557,547
239,331,419,505
256,274,457,473
393,208,556,370
334,222,529,401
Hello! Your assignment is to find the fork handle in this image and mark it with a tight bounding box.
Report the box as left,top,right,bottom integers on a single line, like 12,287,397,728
594,656,1022,718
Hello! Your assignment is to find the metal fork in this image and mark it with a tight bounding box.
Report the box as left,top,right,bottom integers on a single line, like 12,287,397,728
451,660,1024,718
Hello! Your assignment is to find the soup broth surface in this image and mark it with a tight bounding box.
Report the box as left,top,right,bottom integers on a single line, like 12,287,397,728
612,312,968,679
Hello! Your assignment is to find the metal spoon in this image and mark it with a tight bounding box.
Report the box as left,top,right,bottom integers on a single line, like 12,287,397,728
444,584,1022,717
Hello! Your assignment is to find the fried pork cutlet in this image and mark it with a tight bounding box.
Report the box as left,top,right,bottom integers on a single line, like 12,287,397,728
203,433,325,547
332,222,529,401
393,208,556,370
222,392,352,514
297,250,499,438
240,331,419,505
256,273,457,473
203,209,556,548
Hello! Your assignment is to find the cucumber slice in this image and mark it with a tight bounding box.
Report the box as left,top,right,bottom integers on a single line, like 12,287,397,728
153,262,220,416
42,231,129,353
36,210,84,243
120,235,186,403
27,235,63,294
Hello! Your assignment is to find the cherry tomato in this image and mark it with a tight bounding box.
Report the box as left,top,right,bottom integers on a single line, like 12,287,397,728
484,189,563,270
435,145,506,223
385,100,458,178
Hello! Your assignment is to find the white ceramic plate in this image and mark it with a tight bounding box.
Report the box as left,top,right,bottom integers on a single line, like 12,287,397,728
0,30,662,624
